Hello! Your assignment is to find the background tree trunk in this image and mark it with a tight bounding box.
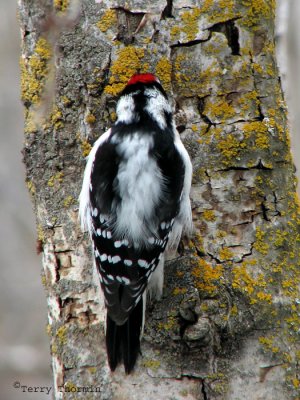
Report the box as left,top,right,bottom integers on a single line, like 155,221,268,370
19,0,300,399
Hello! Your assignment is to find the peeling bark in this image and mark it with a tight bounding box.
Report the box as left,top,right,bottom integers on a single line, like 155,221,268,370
19,0,300,399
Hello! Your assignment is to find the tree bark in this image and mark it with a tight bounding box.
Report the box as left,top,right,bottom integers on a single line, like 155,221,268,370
19,0,300,399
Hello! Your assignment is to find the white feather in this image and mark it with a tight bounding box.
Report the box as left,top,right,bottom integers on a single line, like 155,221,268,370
147,255,164,301
113,133,165,247
168,126,193,250
144,88,171,130
116,94,138,124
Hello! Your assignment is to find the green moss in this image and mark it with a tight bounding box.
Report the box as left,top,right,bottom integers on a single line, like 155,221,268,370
20,38,52,105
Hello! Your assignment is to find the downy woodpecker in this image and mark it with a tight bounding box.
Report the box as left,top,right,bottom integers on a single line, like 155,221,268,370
79,73,192,373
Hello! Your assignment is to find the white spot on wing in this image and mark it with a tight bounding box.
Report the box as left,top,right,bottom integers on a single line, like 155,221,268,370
100,253,107,262
124,259,133,266
122,277,130,285
112,255,121,264
138,259,149,268
100,214,106,223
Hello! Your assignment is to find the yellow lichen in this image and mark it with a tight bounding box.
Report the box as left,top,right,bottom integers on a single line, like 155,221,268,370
192,258,223,295
241,0,276,28
85,113,96,124
20,37,52,105
155,57,172,91
56,325,67,345
63,195,75,208
219,247,234,261
205,97,235,122
64,381,77,392
216,132,247,165
143,359,161,371
181,8,201,42
97,9,117,33
37,224,45,243
170,25,181,41
54,0,69,11
104,47,147,96
232,261,268,302
81,139,92,157
158,315,177,331
26,180,36,196
50,106,64,130
48,172,64,188
202,209,216,222
242,121,270,149
253,227,269,255
173,287,187,295
24,110,39,134
41,275,47,286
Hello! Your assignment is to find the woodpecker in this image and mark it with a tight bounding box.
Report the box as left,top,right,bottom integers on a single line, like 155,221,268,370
79,73,192,373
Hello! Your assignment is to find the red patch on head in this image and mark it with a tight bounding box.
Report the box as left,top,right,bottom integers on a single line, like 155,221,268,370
127,73,158,86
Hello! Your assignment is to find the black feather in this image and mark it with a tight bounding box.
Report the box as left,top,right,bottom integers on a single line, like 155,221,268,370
105,296,143,374
106,314,122,371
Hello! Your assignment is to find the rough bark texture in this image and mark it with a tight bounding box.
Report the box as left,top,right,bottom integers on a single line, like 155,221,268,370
19,0,300,399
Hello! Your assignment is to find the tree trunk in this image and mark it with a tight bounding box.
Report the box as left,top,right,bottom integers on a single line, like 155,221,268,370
19,0,300,399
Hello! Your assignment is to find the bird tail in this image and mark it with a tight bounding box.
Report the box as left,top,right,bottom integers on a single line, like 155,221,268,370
106,296,143,374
